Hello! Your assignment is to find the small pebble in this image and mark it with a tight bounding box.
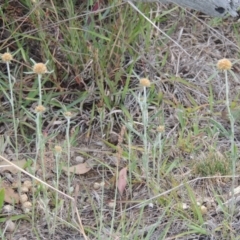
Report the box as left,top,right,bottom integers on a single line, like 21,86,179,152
108,200,116,208
23,208,31,213
21,186,29,193
148,203,154,208
99,181,105,187
201,205,208,215
22,201,32,209
5,173,14,182
93,182,100,190
182,203,188,210
3,205,14,213
75,156,84,163
20,194,28,203
23,180,32,189
12,182,20,189
5,220,15,232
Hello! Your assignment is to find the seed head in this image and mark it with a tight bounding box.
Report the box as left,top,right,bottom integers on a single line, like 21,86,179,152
1,52,13,63
33,63,47,74
139,78,151,87
217,58,232,71
35,105,46,113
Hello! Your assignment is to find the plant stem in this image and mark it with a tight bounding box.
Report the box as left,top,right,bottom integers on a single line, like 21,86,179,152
225,70,236,215
66,117,71,192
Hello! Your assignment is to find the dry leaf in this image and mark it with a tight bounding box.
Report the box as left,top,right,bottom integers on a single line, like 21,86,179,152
117,167,127,195
62,162,91,175
0,160,27,174
0,183,19,204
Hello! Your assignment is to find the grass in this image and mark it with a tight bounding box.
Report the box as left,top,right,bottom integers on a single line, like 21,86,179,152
0,0,240,239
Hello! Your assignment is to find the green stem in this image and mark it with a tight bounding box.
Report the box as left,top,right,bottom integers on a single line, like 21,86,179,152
225,70,236,215
6,62,18,159
38,74,42,106
66,117,71,192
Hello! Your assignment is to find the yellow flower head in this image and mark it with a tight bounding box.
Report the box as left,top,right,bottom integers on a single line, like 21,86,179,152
64,111,73,118
157,125,165,133
33,63,47,74
35,105,46,113
139,78,151,87
1,52,13,63
217,58,232,71
54,145,62,153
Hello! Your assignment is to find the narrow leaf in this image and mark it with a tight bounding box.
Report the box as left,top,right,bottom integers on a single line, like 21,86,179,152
0,188,4,209
117,167,128,195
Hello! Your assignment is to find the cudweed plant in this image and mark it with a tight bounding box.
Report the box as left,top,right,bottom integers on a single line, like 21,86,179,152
25,60,53,179
34,104,46,178
0,52,18,158
24,60,53,230
27,59,53,105
155,125,165,183
64,111,73,193
52,145,62,234
0,52,24,197
216,58,234,157
139,78,151,186
216,58,236,213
